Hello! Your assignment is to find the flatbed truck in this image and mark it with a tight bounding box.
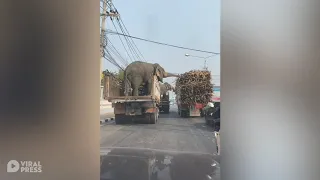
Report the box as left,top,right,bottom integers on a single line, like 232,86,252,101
107,76,161,124
176,89,205,118
159,92,170,113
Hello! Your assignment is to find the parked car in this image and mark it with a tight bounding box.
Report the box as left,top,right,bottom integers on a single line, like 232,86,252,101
204,101,220,131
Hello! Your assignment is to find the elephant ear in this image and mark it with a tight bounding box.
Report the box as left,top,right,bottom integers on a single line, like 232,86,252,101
153,63,163,82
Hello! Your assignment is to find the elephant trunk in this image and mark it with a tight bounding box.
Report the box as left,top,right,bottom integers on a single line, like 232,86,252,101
164,72,180,78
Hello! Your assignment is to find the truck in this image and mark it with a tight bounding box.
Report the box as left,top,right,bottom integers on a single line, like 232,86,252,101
176,92,205,118
174,70,212,118
107,75,161,124
159,91,170,113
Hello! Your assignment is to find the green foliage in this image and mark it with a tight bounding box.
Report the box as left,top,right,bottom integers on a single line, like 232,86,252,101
118,70,124,81
102,69,124,81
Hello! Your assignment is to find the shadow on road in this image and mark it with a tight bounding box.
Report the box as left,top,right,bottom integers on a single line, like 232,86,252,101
159,109,216,133
192,122,215,133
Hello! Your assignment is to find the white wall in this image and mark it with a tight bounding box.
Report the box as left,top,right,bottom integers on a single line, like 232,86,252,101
101,86,104,99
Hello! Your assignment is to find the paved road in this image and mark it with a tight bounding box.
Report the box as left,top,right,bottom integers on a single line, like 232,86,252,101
100,105,217,154
100,106,114,121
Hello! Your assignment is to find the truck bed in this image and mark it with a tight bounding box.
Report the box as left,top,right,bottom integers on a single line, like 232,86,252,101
107,76,161,104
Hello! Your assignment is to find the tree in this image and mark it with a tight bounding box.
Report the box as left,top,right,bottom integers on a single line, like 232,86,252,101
101,71,105,86
117,70,124,81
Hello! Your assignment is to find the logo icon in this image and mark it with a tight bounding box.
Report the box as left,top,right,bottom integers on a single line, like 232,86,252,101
7,160,20,173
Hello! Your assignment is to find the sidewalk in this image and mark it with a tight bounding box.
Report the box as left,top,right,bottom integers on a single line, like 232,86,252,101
100,100,112,109
100,100,114,122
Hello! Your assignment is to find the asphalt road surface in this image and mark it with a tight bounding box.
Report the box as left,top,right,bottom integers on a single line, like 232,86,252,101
100,105,217,154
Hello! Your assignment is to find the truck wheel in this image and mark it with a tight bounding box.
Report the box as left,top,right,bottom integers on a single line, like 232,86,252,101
115,114,124,124
156,112,159,122
185,111,190,118
200,109,204,117
205,118,209,125
181,110,186,118
148,113,157,124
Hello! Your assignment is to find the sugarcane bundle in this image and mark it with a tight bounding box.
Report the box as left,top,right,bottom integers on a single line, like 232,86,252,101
175,70,213,105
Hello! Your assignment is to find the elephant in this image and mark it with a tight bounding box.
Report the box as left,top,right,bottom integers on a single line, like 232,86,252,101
160,82,175,95
124,61,179,96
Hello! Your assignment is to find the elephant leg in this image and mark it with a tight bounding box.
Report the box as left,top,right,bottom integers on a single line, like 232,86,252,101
124,80,130,96
147,79,153,95
131,76,143,96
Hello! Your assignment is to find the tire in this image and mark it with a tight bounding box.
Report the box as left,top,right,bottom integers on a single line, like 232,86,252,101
181,111,185,118
115,114,125,124
181,110,188,118
164,107,170,114
148,113,157,124
205,117,210,125
213,121,220,131
200,109,204,117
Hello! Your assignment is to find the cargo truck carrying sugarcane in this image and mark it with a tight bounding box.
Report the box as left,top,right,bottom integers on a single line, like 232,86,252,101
175,70,213,118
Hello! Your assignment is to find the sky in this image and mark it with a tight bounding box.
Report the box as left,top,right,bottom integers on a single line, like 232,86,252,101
100,0,220,86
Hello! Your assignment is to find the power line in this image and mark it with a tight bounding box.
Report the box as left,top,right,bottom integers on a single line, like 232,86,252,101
108,1,146,61
107,46,128,67
103,55,121,70
107,30,220,54
107,38,129,66
108,1,145,62
115,19,143,61
110,20,134,62
114,19,141,61
104,49,124,70
100,0,127,72
118,17,146,61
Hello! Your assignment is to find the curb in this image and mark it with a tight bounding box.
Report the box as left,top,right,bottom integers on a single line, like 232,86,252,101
100,117,115,124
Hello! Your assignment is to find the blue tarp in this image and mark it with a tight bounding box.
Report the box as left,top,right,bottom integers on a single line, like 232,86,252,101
213,87,220,91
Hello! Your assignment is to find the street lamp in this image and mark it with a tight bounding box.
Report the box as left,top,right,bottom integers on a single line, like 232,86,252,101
184,53,218,70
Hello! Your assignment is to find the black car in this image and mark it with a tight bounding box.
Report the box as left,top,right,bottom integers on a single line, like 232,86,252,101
101,147,220,180
204,102,220,131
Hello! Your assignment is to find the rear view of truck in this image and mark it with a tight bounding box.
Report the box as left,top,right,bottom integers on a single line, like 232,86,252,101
107,76,161,124
159,92,170,113
175,70,213,118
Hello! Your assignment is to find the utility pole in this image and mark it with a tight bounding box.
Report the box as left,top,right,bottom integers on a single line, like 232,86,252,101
100,0,107,99
100,0,119,99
